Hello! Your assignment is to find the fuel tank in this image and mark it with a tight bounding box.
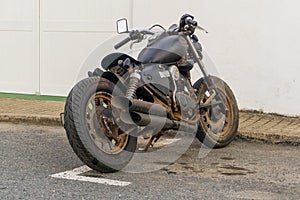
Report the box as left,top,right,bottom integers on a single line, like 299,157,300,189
138,35,188,64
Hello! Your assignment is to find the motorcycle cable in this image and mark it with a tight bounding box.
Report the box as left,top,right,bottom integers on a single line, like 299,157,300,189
149,24,166,31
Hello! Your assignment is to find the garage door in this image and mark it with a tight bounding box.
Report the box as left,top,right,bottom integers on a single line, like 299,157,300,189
0,0,38,94
40,0,132,96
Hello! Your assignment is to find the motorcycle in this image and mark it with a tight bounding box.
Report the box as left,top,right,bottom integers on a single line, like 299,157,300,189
63,14,239,173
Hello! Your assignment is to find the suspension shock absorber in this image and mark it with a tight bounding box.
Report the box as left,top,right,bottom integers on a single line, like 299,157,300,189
126,69,141,99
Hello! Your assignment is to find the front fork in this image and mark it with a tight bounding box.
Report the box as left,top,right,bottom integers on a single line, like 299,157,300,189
183,34,226,114
184,34,218,95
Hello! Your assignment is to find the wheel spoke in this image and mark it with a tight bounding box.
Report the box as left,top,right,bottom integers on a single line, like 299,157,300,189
200,88,233,137
85,91,129,155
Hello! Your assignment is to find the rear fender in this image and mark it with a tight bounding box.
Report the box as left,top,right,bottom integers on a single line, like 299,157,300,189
101,71,127,92
88,68,127,92
101,52,141,70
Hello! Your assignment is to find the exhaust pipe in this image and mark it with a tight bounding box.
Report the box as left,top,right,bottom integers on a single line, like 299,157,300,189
112,96,197,132
111,96,170,118
129,112,175,128
120,111,197,132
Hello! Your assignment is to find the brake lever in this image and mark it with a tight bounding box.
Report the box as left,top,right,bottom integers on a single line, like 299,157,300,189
130,40,138,49
197,25,208,34
130,33,146,49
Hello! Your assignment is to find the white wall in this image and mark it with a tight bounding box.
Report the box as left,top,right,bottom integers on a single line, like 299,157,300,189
194,0,300,116
0,0,38,94
131,0,300,116
39,0,132,95
0,0,299,116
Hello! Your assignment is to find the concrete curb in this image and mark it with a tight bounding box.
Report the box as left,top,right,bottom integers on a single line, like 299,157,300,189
237,131,300,146
237,111,300,145
0,110,299,146
0,114,62,126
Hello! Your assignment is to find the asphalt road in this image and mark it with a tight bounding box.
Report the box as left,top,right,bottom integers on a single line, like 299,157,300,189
1,122,299,200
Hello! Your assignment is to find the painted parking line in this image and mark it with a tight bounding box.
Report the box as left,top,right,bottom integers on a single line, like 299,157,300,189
161,138,181,145
50,165,131,187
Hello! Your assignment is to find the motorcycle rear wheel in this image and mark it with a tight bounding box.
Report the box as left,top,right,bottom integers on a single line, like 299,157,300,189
64,77,137,173
193,76,239,148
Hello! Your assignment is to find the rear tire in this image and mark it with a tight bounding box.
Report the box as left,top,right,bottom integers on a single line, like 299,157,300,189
193,76,239,148
64,77,137,173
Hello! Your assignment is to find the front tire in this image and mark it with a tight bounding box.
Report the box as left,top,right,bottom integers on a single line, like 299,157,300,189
64,77,137,173
193,76,239,148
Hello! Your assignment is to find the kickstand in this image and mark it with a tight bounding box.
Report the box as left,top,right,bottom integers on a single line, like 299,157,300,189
143,132,163,151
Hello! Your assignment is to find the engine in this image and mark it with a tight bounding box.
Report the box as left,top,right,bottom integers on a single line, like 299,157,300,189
176,92,197,121
169,65,197,121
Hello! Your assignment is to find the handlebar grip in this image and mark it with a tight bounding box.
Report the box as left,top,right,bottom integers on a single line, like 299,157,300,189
114,37,131,49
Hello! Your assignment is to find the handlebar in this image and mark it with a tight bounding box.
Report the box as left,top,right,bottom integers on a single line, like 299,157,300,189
185,17,198,27
114,30,155,50
114,37,131,49
184,16,208,34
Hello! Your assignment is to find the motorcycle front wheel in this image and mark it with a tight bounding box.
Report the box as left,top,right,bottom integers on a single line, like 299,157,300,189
193,76,239,148
64,77,137,173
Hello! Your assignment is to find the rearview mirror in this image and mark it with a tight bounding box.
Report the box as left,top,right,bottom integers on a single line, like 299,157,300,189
116,18,129,34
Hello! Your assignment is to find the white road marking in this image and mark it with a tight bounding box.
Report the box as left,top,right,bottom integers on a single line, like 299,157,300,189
138,138,182,150
50,165,131,187
161,138,181,145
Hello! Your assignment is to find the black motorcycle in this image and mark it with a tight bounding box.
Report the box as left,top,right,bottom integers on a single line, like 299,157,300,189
63,14,239,173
